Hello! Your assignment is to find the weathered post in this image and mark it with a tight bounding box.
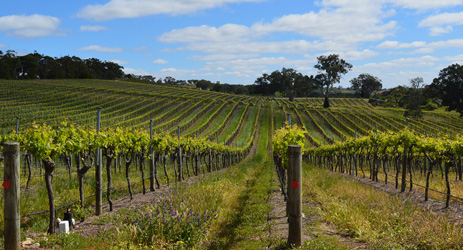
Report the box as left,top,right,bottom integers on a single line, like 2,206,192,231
287,145,302,247
95,107,102,215
195,131,199,175
3,142,20,250
401,146,408,192
286,113,291,126
177,126,182,181
354,131,357,176
149,119,155,191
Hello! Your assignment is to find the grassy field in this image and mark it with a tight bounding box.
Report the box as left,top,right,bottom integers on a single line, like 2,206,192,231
1,79,463,249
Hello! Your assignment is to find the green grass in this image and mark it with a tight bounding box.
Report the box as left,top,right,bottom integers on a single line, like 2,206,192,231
303,163,463,249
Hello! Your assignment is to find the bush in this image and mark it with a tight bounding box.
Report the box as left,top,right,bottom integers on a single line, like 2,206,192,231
119,198,216,247
425,101,438,110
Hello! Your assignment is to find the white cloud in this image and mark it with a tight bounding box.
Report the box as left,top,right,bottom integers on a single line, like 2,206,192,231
388,0,463,10
191,54,259,61
361,56,439,70
77,0,262,21
330,49,379,61
124,68,150,75
411,47,435,54
444,54,463,62
420,12,463,27
159,68,196,78
0,14,62,38
0,44,7,49
185,40,353,54
377,39,463,52
80,25,108,32
377,40,426,49
158,1,397,61
161,4,396,46
110,59,128,65
429,26,453,36
153,58,168,64
253,7,396,44
78,45,124,53
159,24,256,43
419,12,463,35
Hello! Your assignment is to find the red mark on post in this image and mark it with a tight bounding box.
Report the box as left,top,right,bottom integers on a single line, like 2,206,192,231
291,180,299,189
2,180,10,189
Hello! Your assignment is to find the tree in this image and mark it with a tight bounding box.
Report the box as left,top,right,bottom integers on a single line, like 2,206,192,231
19,53,40,79
254,68,312,98
314,54,352,108
254,73,271,95
431,63,463,116
405,77,423,118
350,73,382,98
0,50,21,79
195,79,213,90
163,76,176,84
38,55,63,79
294,74,314,97
57,56,91,79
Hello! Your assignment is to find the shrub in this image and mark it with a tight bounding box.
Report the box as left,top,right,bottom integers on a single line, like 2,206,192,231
120,198,216,247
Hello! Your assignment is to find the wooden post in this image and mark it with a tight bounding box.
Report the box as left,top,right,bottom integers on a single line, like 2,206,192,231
177,126,182,181
4,142,20,250
401,146,407,192
286,113,291,126
354,131,357,176
95,107,102,215
149,119,155,191
287,145,302,247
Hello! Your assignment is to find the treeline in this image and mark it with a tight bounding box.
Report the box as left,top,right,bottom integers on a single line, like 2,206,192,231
0,50,124,80
130,67,315,98
373,63,463,117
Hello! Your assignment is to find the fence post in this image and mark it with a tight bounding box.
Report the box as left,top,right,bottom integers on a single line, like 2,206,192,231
149,119,155,191
287,145,302,247
177,126,182,181
95,107,102,216
3,142,20,250
286,113,291,126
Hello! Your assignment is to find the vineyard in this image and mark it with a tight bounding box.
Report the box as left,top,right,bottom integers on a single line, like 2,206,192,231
1,79,463,249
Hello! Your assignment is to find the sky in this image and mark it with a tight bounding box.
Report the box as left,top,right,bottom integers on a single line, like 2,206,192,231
1,0,463,88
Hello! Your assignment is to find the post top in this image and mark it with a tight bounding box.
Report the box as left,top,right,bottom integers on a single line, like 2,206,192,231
3,141,20,146
3,142,20,151
288,145,302,152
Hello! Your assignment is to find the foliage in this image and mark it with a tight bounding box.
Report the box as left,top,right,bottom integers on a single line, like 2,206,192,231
350,73,382,98
404,77,423,118
314,54,353,108
0,50,124,80
430,63,463,116
254,68,313,98
272,124,305,168
119,198,216,247
376,85,410,107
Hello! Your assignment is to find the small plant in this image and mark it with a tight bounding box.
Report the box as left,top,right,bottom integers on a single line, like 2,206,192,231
70,204,92,222
120,197,217,247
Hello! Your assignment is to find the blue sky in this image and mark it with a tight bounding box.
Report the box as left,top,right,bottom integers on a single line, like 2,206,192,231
1,0,463,88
